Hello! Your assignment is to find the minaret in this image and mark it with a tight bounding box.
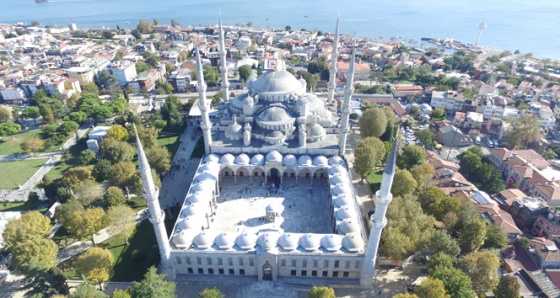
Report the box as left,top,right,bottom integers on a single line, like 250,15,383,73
196,45,213,155
338,43,355,156
134,125,172,272
360,138,398,288
327,16,340,104
218,14,230,102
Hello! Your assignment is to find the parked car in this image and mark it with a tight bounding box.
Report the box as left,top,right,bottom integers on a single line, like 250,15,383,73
487,139,494,148
475,136,481,145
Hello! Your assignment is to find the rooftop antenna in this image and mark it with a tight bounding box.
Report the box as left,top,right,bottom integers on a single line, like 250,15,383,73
475,22,487,48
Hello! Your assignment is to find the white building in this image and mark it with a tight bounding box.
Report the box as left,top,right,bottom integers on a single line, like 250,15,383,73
67,67,94,85
107,62,138,86
430,90,466,114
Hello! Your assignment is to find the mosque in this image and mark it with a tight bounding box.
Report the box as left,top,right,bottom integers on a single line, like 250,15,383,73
135,17,397,289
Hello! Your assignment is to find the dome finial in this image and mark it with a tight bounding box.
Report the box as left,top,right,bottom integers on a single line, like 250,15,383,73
232,114,237,124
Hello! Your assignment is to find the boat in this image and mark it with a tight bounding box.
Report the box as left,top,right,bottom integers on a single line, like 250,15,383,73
35,0,48,3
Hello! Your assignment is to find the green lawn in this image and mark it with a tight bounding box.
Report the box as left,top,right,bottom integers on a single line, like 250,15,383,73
367,170,384,193
157,133,180,158
0,201,26,212
127,196,147,211
0,129,42,155
191,137,205,158
0,158,48,189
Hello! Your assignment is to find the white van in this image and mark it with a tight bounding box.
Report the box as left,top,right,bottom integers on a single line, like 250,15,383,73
475,136,481,145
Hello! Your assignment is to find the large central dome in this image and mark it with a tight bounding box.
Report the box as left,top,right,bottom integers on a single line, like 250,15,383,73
251,70,304,94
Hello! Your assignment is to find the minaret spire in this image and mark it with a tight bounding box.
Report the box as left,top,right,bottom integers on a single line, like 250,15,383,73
360,137,398,288
338,40,355,156
134,125,172,272
196,44,213,155
327,14,340,104
218,13,230,102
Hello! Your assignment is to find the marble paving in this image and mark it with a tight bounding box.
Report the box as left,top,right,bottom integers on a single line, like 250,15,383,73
206,176,333,234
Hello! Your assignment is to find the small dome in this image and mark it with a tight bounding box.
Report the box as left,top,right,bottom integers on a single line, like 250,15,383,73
308,124,326,137
336,206,356,220
235,232,258,250
320,234,342,252
243,95,254,105
268,131,285,139
298,155,312,166
198,162,220,174
328,156,346,166
313,155,328,166
204,154,220,163
332,185,349,197
338,219,360,234
333,195,352,208
187,192,210,204
191,181,215,193
235,154,250,165
299,234,321,252
266,150,283,163
258,107,292,123
257,233,279,251
181,203,206,217
250,154,265,166
195,172,217,183
342,233,364,253
278,233,299,251
177,216,203,230
226,121,243,135
172,230,196,248
296,96,309,106
282,154,297,166
220,153,235,165
329,165,345,175
330,174,346,185
193,232,214,249
214,232,236,250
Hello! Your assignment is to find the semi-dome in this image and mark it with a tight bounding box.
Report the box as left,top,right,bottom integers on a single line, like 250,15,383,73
336,206,355,220
283,154,297,166
278,233,299,251
235,232,258,250
258,107,293,123
268,131,285,139
172,230,196,248
252,70,303,94
338,219,360,234
342,233,364,253
257,233,279,251
214,232,236,250
299,234,321,252
204,154,220,163
313,155,328,166
320,234,342,252
220,153,235,165
298,155,312,166
193,232,214,249
266,150,283,163
328,156,346,166
250,154,265,166
235,154,250,165
308,124,326,137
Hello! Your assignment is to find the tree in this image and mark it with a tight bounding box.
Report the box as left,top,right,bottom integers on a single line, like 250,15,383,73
238,65,252,82
21,137,45,154
129,266,176,298
106,125,129,141
359,107,388,138
483,225,508,249
171,19,181,27
414,129,435,148
68,279,107,298
285,25,292,31
57,121,79,135
391,169,417,198
146,146,171,173
298,71,318,91
62,166,94,188
11,237,57,271
398,145,425,169
456,214,487,254
73,179,104,206
415,277,449,298
517,236,530,250
99,138,135,164
504,114,540,149
65,208,105,245
23,257,69,297
137,127,158,149
432,107,445,118
354,137,386,182
0,122,21,139
105,186,127,206
109,161,138,190
112,289,131,298
457,250,500,296
393,295,418,298
429,230,460,257
427,255,475,298
136,61,150,73
308,286,335,298
457,151,482,182
129,169,160,196
382,106,397,125
38,103,55,124
198,288,225,298
54,199,84,225
136,20,153,33
2,211,51,250
79,149,96,165
105,205,136,245
380,194,435,260
69,111,87,123
410,106,420,116
494,275,520,298
543,148,558,159
0,106,10,123
22,106,41,124
409,163,435,191
82,82,100,95
75,247,114,286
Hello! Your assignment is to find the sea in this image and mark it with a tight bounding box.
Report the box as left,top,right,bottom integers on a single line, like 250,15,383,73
1,0,560,60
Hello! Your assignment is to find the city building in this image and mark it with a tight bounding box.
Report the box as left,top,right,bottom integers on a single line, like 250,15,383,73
429,90,465,114
107,62,138,86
